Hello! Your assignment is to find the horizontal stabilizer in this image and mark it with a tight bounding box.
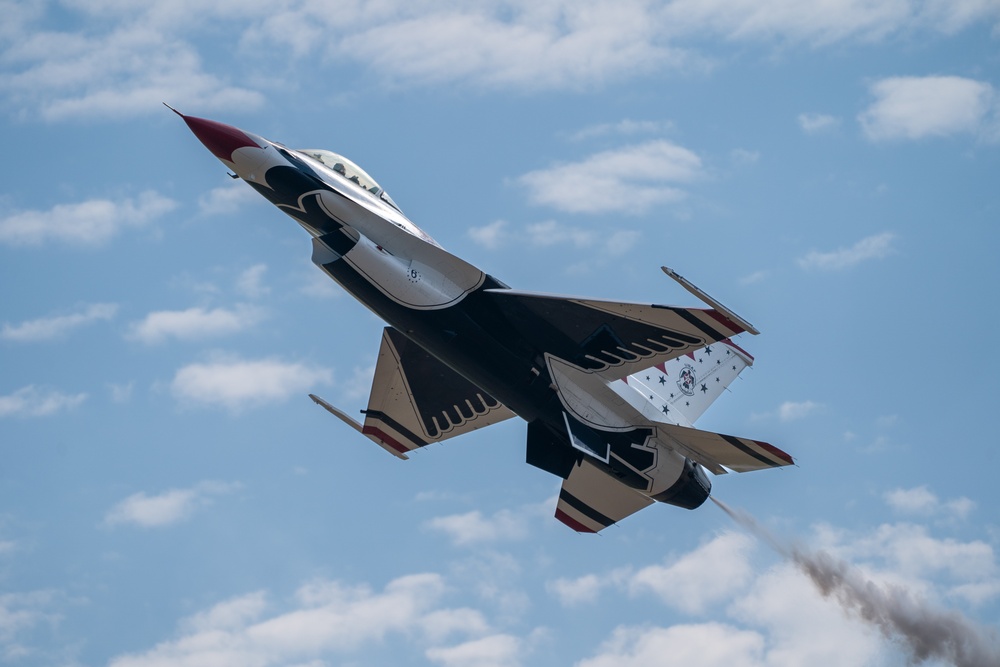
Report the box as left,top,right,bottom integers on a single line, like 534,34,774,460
555,459,654,533
656,422,794,474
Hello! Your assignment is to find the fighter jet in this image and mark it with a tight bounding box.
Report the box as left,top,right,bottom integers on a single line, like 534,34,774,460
173,107,794,533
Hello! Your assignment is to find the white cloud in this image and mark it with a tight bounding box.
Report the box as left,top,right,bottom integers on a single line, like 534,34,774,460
170,356,332,412
236,264,270,299
796,232,896,271
1,303,117,341
103,480,240,528
108,381,134,404
576,622,767,667
127,304,265,344
547,574,607,607
777,400,823,422
467,220,510,250
547,533,756,613
798,112,840,133
426,633,524,667
1,21,263,121
726,562,883,667
0,191,176,246
425,508,531,547
568,119,675,141
524,220,597,248
468,220,639,257
859,76,997,141
8,3,999,124
628,532,756,614
107,573,497,667
335,4,690,91
882,484,977,522
850,523,997,582
0,590,61,662
518,140,703,215
740,270,768,285
0,385,86,418
198,182,262,217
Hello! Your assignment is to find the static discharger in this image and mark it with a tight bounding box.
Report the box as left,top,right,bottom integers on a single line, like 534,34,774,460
661,266,760,336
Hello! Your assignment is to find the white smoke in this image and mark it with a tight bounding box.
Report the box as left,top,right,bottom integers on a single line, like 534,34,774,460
712,497,1000,667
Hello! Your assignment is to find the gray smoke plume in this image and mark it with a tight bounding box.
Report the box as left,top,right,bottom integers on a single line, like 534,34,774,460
712,497,1000,667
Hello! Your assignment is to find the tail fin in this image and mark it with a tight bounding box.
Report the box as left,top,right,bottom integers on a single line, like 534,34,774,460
625,339,753,427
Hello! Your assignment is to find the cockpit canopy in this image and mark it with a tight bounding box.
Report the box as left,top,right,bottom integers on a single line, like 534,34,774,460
299,149,401,212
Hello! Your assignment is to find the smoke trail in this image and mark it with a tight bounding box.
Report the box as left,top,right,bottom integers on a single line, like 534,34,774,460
712,497,1000,667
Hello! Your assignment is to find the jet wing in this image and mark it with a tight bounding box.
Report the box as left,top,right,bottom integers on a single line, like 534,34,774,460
485,289,747,383
554,458,654,533
358,327,516,457
655,423,794,474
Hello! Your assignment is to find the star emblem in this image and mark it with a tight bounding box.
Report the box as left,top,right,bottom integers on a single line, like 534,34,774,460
662,405,669,414
700,384,708,393
705,347,712,356
658,376,666,385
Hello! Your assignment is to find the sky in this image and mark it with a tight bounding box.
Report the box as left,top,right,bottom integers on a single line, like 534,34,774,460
1,1,1000,665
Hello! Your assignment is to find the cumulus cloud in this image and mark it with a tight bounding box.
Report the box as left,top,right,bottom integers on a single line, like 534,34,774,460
426,633,525,667
467,220,510,250
107,573,499,667
198,182,262,217
6,2,1000,123
518,140,703,215
0,589,62,662
546,574,609,607
1,20,263,121
571,500,1000,667
127,304,265,344
1,303,117,342
796,232,896,271
568,119,675,142
468,219,640,257
798,112,840,134
170,355,332,411
884,485,976,520
628,533,756,614
859,76,997,142
577,622,767,667
425,507,535,546
777,400,823,422
0,385,86,418
103,480,241,528
548,533,754,613
0,191,176,246
236,264,269,299
334,4,690,91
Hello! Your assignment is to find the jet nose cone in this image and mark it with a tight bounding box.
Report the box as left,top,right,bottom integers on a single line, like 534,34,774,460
182,115,261,163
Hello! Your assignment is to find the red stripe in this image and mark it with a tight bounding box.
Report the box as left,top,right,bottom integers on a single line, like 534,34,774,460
703,309,745,335
362,425,411,455
555,508,596,533
655,362,667,374
754,440,794,466
721,338,754,362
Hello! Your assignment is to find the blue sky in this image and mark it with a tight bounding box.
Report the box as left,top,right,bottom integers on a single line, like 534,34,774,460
2,2,1000,665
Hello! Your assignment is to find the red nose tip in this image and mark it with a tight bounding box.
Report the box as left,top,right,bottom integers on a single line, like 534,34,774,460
181,115,260,162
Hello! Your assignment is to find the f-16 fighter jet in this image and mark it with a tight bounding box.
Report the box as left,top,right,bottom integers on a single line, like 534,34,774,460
173,107,794,533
